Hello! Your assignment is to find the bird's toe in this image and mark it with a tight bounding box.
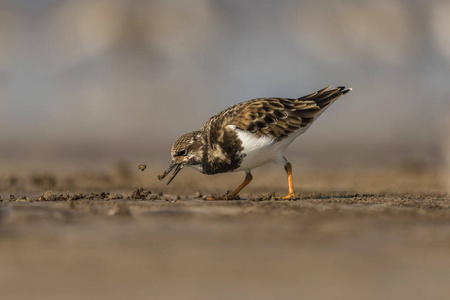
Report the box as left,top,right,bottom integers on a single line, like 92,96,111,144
277,193,298,200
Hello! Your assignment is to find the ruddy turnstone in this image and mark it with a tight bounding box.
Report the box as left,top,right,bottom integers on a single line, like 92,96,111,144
158,86,351,199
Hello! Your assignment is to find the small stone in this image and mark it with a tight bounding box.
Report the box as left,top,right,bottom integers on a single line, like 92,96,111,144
138,164,147,171
194,191,202,198
42,190,57,201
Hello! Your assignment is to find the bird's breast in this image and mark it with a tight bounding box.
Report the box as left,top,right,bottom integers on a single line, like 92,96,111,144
231,127,280,171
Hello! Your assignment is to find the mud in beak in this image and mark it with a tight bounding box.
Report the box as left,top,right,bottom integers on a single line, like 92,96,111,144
158,162,184,185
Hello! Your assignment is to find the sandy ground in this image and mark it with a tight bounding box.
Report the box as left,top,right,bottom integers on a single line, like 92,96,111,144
1,161,450,300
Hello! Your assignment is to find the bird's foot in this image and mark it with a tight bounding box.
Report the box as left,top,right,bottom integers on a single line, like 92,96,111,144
206,194,241,201
277,193,298,200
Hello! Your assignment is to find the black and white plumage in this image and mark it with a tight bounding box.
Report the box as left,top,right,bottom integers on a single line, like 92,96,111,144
158,86,352,199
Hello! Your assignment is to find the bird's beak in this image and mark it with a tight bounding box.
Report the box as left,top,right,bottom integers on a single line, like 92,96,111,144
158,161,184,185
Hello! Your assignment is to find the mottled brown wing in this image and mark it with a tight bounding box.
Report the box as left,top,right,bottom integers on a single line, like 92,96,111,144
229,86,351,140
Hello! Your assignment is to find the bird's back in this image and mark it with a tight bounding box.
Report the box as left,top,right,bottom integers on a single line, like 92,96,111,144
202,86,351,140
198,86,351,174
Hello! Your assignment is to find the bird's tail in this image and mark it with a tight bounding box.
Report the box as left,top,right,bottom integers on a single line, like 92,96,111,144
298,85,352,109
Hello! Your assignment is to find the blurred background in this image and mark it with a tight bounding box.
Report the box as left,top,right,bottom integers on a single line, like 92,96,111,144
0,0,449,169
3,3,450,300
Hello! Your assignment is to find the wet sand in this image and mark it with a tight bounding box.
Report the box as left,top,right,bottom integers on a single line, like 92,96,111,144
1,163,449,300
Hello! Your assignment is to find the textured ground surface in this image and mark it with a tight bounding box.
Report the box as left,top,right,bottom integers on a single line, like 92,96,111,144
1,162,449,300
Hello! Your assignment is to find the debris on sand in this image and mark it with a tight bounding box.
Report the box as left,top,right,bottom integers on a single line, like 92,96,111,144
148,195,159,201
38,190,57,202
247,195,263,202
138,164,147,171
248,192,278,202
107,194,124,200
194,191,203,199
130,188,152,200
34,192,127,202
203,194,241,201
15,195,32,202
85,192,110,200
69,194,85,201
165,197,177,203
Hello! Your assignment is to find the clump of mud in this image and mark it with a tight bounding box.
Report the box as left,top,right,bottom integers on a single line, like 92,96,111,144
39,190,58,201
7,195,32,202
108,194,124,200
68,194,87,201
34,191,126,202
130,187,157,200
0,195,17,203
204,192,241,201
248,192,278,201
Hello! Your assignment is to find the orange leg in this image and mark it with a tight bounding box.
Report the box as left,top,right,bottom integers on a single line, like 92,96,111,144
207,172,253,200
230,172,253,197
283,162,296,199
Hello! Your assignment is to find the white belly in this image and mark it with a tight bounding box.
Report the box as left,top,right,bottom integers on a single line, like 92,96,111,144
230,125,309,172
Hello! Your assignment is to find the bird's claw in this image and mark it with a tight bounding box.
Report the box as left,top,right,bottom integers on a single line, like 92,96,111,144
276,193,298,200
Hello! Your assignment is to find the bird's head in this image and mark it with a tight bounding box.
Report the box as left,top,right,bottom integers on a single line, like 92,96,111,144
158,131,204,184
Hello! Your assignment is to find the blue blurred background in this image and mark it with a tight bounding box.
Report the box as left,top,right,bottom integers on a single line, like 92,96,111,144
1,0,449,167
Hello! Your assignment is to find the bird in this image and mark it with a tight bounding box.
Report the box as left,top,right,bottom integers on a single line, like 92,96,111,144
158,86,352,200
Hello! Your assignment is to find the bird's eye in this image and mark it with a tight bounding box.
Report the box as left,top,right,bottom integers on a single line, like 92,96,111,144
176,150,187,156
